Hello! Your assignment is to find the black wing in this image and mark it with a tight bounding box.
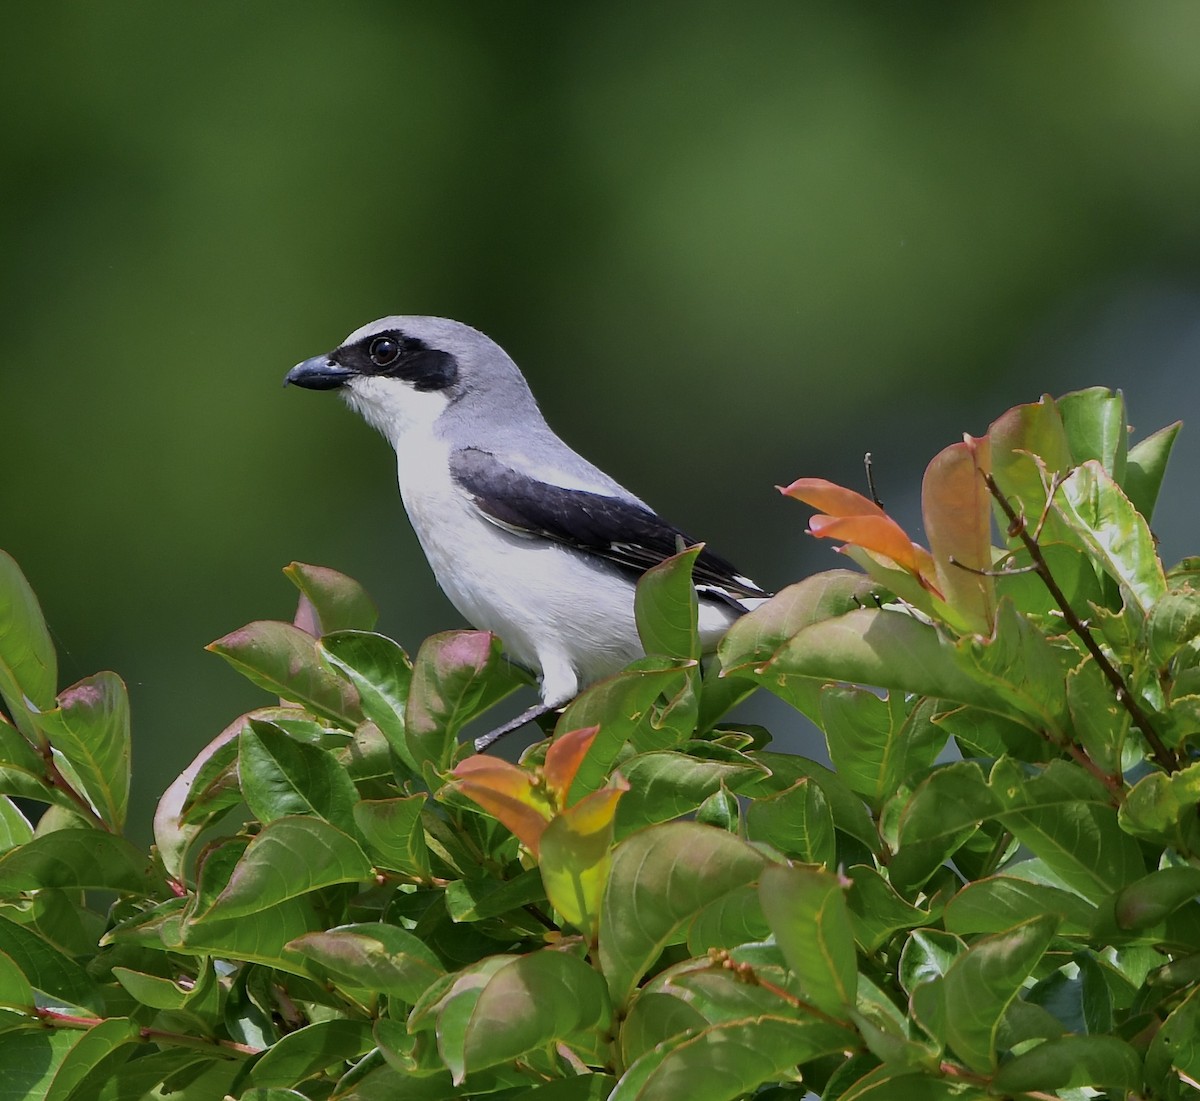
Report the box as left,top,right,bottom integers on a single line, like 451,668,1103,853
450,447,768,607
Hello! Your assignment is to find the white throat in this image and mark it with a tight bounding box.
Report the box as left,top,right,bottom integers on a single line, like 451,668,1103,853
341,376,449,448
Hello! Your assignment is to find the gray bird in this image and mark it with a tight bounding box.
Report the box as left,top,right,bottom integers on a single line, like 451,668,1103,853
285,316,768,748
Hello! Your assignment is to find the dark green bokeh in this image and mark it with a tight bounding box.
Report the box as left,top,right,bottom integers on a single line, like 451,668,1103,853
4,2,1200,838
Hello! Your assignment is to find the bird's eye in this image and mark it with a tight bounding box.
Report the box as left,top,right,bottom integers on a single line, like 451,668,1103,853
369,337,401,367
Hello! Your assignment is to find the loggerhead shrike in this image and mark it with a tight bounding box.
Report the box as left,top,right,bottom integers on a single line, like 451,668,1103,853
284,316,769,749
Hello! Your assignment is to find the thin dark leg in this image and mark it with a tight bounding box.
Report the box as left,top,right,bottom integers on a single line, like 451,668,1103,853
474,701,556,753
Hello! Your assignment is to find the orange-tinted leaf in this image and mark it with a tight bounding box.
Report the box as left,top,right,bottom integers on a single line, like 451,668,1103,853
452,756,554,854
922,436,995,633
543,726,600,806
809,515,927,579
779,478,885,518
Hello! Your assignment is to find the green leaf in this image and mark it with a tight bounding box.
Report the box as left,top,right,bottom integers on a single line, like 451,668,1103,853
0,947,34,1010
190,816,372,922
610,1015,854,1101
284,922,444,1002
1148,589,1200,669
1054,459,1167,616
1124,419,1180,522
441,949,610,1082
599,821,766,1007
990,758,1146,903
1120,760,1200,851
207,620,362,726
719,570,886,674
177,894,326,972
1113,865,1200,931
406,630,520,773
845,866,930,954
352,796,430,878
987,395,1073,532
0,717,56,804
238,720,359,831
0,915,101,1011
686,884,770,954
744,752,878,851
758,864,857,1016
0,830,155,894
0,1031,83,1100
635,545,702,660
746,778,835,867
0,550,57,739
940,914,1058,1072
249,1018,376,1087
30,672,130,831
0,796,33,853
443,868,547,922
1145,984,1200,1093
1057,386,1128,479
898,928,965,998
43,1016,140,1101
943,876,1096,937
616,750,764,836
836,1064,986,1100
818,689,946,812
557,659,696,800
320,631,415,771
620,990,710,1067
993,1034,1142,1093
283,561,378,634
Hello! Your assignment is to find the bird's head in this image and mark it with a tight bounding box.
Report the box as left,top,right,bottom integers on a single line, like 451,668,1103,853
285,316,537,444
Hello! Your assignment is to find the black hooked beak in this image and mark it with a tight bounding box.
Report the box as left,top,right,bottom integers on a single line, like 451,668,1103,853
284,355,356,391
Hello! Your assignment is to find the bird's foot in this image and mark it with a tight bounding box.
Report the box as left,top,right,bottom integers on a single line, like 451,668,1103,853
473,701,557,753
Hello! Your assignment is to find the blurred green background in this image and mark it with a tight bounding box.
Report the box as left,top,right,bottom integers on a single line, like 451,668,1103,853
4,2,1200,838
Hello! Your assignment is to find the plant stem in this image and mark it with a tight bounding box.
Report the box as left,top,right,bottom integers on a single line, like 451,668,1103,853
984,472,1178,775
36,1008,260,1058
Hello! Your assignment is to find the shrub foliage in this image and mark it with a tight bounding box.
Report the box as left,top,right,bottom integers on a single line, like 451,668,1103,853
1,387,1199,1100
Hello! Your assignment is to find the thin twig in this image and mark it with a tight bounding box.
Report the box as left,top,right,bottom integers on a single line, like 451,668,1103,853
37,1008,261,1058
864,452,883,508
984,472,1177,774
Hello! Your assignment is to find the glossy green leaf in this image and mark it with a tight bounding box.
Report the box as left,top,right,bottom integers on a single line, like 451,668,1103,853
445,949,609,1081
0,946,34,1010
990,758,1146,903
686,884,770,953
0,915,102,1011
353,796,430,878
610,1014,853,1101
746,777,835,867
249,1018,376,1087
837,1064,986,1100
1124,419,1180,522
1120,760,1200,851
941,914,1058,1072
557,659,696,799
599,821,766,1006
898,928,965,997
1057,386,1127,479
987,395,1073,531
177,894,326,973
0,829,155,894
620,990,710,1067
818,689,945,811
1148,589,1200,669
1,1031,84,1100
320,630,415,771
207,619,362,725
31,672,130,831
406,630,519,772
285,922,444,1001
238,720,358,831
943,875,1096,936
744,752,878,851
635,545,702,660
0,550,57,739
616,750,763,836
0,717,56,803
759,864,857,1015
994,1033,1142,1093
1054,459,1167,616
284,561,378,635
190,816,372,921
845,866,930,954
719,569,886,674
443,867,546,922
1113,865,1200,931
43,1016,140,1101
1145,984,1200,1093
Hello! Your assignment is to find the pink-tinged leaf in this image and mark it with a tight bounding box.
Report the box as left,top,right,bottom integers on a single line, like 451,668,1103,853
206,621,362,726
922,435,995,634
779,478,886,517
33,671,131,831
406,631,521,772
283,562,379,636
543,726,600,805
